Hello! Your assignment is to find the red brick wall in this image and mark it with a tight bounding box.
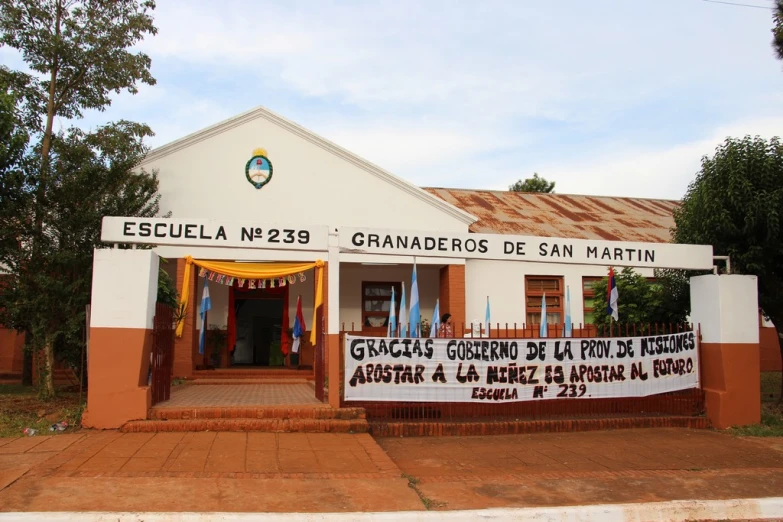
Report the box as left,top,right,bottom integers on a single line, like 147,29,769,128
439,264,465,327
761,326,781,372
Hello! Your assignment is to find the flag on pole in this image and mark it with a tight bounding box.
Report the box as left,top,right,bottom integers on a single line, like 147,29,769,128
399,283,408,337
198,278,211,355
409,263,420,338
564,286,572,338
292,295,306,354
430,298,440,338
387,286,397,338
607,267,619,321
485,296,491,335
539,293,548,338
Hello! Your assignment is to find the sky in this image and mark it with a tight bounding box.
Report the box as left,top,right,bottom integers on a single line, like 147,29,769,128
3,0,783,200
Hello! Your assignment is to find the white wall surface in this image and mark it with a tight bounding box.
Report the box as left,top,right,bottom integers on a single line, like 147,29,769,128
339,263,440,331
465,259,654,328
90,249,159,329
690,274,759,344
145,111,471,233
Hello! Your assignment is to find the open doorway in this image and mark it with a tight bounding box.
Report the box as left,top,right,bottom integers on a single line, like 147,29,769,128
232,295,285,366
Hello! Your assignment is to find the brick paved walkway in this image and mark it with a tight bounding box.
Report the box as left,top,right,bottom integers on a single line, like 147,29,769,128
157,383,322,407
0,428,782,512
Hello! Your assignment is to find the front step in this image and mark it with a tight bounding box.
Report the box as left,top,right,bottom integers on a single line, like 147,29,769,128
149,406,365,421
190,378,311,385
192,369,314,380
370,415,710,437
121,417,368,433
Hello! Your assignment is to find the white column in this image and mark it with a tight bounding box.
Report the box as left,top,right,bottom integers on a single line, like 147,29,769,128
327,228,340,334
690,274,759,344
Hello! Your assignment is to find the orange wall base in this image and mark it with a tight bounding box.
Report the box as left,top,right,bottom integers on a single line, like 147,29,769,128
760,327,781,372
82,327,153,429
701,342,761,429
327,333,340,408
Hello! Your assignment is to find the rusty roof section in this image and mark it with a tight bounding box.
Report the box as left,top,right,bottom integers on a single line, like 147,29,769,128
423,188,680,243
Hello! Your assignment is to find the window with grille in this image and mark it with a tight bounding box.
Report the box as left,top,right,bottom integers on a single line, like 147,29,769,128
525,276,564,325
362,282,402,329
582,276,602,325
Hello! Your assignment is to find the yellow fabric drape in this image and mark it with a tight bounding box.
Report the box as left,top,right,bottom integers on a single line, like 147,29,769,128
176,256,325,346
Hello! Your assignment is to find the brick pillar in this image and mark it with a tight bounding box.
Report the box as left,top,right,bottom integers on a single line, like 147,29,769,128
690,274,760,429
173,257,196,378
439,264,466,327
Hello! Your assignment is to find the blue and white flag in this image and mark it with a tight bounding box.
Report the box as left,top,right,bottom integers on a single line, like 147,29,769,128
198,277,212,355
539,293,548,338
399,283,408,337
485,296,491,334
409,263,421,338
429,298,440,338
292,295,306,354
387,286,397,338
564,286,572,338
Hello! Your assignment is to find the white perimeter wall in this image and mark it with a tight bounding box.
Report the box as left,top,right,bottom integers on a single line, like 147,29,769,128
465,259,654,328
91,249,159,330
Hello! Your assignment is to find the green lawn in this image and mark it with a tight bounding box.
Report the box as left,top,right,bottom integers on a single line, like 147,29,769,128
728,372,783,437
0,384,83,438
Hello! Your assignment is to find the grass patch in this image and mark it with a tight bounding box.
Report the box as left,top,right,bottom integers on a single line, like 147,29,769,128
727,372,783,437
403,473,443,510
0,384,83,438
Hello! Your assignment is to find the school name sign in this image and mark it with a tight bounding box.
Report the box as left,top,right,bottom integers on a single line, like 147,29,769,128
343,332,700,403
340,228,714,270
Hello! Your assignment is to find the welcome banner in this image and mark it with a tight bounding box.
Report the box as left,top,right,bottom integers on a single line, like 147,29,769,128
344,332,700,402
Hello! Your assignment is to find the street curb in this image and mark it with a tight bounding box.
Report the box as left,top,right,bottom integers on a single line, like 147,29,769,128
0,497,782,521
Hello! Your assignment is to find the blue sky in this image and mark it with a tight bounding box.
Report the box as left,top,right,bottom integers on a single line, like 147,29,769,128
3,0,782,199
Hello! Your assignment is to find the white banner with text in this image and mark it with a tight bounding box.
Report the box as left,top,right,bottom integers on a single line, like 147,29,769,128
344,332,700,402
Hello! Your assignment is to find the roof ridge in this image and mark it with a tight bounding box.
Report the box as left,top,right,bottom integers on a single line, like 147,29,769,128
422,186,681,203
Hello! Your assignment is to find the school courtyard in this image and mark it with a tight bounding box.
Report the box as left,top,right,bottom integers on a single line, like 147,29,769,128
0,426,782,519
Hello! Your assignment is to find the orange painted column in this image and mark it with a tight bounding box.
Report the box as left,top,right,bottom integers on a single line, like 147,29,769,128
82,249,159,429
173,257,197,378
439,264,466,327
690,274,761,429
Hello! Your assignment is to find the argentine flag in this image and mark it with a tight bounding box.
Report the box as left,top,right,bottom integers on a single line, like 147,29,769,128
485,296,491,335
399,284,408,337
409,263,420,337
539,293,548,338
198,277,211,355
429,298,440,338
387,286,397,338
565,286,572,338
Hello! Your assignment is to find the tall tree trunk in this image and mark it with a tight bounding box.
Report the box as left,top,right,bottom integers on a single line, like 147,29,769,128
34,0,63,399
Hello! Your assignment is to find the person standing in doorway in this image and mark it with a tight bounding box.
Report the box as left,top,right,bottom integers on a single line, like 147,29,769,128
438,313,454,338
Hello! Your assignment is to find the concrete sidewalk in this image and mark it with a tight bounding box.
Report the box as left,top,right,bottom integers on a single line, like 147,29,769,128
0,428,781,515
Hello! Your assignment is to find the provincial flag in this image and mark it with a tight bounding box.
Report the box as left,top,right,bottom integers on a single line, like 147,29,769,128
387,286,397,338
607,267,619,321
409,263,421,338
292,296,306,354
198,278,211,355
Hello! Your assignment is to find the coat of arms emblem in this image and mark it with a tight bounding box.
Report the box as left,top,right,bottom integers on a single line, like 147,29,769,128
245,148,273,189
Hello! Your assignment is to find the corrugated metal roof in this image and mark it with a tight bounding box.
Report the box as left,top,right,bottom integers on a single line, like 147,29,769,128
423,188,679,243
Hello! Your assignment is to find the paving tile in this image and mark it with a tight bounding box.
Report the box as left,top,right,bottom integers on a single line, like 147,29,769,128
278,433,312,451
247,433,277,451
278,449,318,473
0,436,47,454
245,450,279,473
26,434,85,453
77,457,130,472
120,457,167,473
166,450,210,472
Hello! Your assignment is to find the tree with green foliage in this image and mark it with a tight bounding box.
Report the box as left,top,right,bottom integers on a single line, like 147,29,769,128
0,0,158,398
589,268,690,330
673,136,783,401
509,173,555,193
773,0,783,61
